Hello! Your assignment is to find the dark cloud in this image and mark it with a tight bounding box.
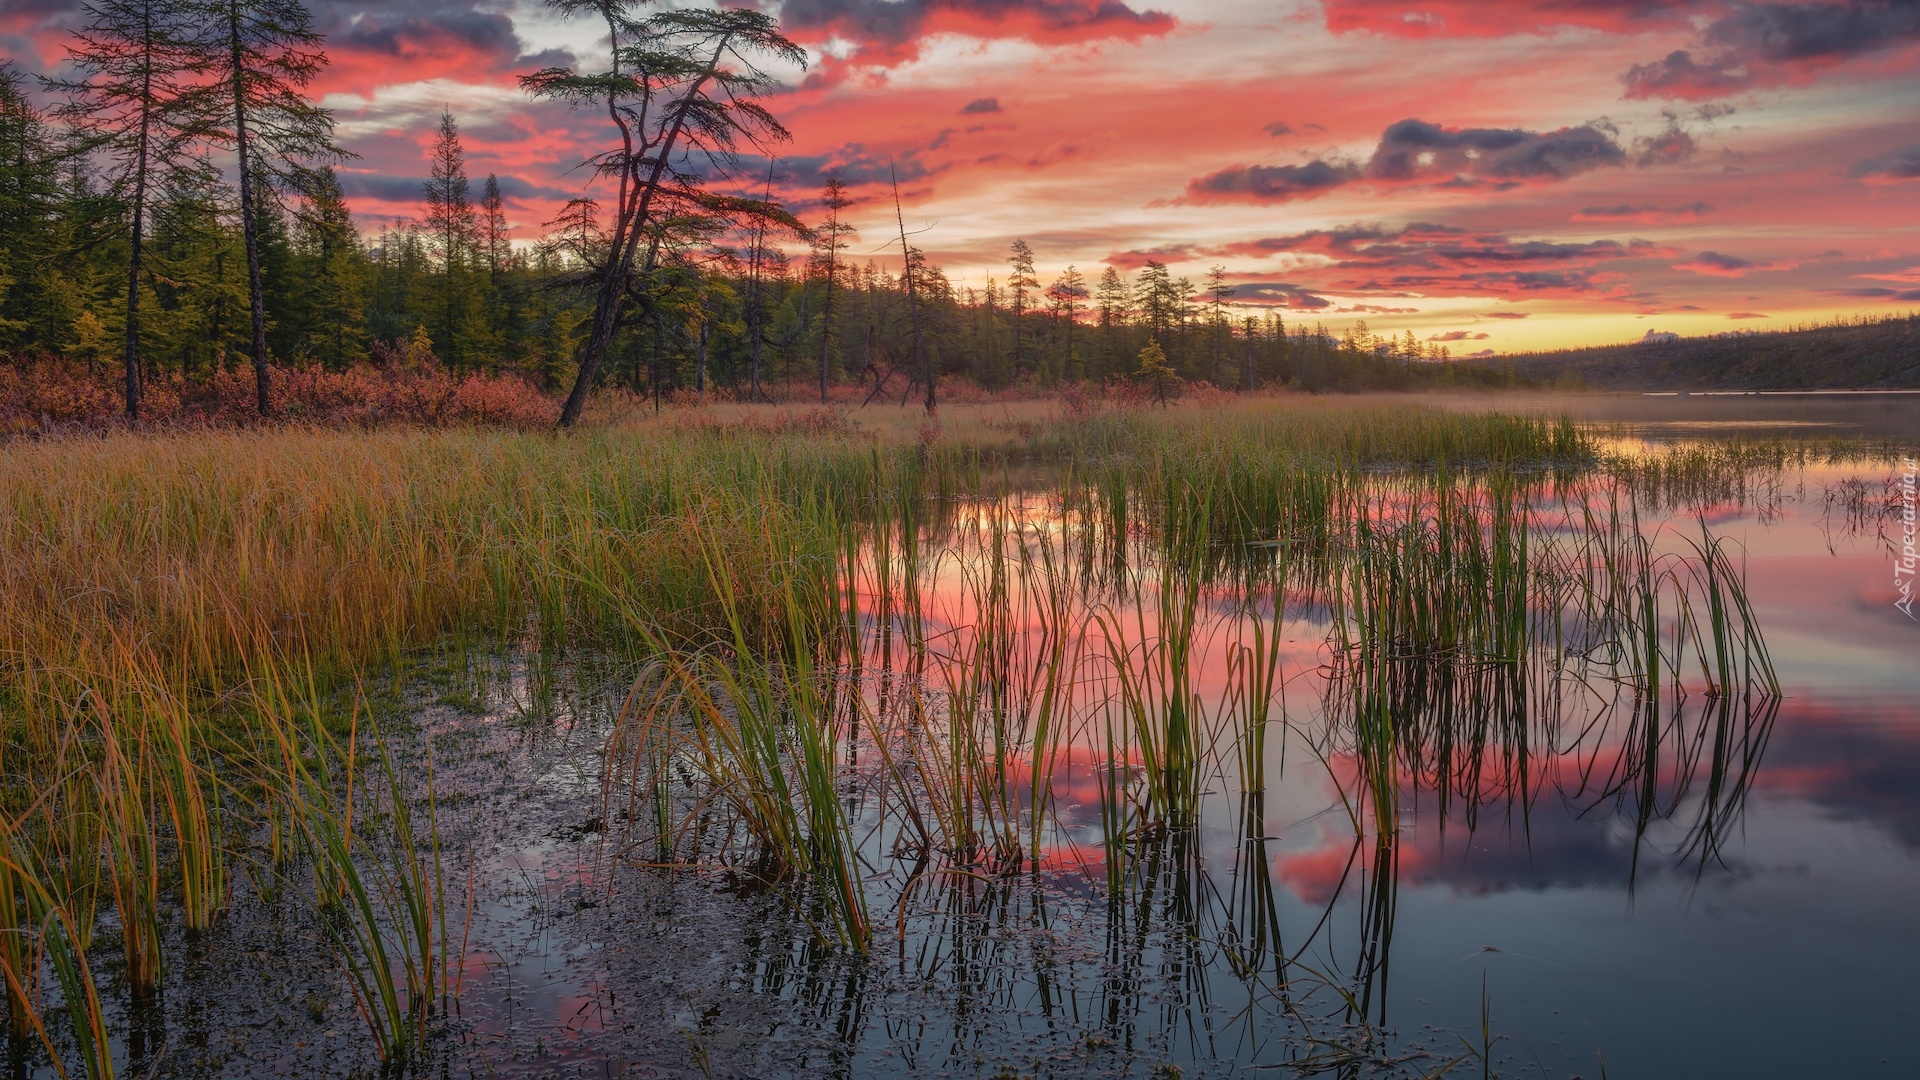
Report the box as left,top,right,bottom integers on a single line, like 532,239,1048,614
1760,699,1920,850
1678,250,1747,272
1573,201,1714,222
1429,330,1490,340
336,173,432,204
1622,49,1752,98
1229,282,1334,309
1626,2,1920,99
1727,310,1769,318
1183,118,1625,204
1320,0,1698,39
1369,118,1626,181
960,96,1002,114
772,142,942,191
1104,244,1198,270
1183,159,1361,203
1262,119,1293,136
1481,311,1530,318
334,169,570,206
780,0,1177,68
6,1,562,85
1221,222,1667,301
1836,286,1920,301
329,5,516,61
1635,112,1698,167
1851,143,1920,183
1673,249,1793,275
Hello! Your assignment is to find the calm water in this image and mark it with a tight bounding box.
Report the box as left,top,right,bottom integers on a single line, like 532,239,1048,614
60,430,1920,1080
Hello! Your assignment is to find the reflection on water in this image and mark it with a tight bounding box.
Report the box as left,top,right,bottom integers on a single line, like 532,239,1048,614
444,459,1914,1080
40,454,1917,1080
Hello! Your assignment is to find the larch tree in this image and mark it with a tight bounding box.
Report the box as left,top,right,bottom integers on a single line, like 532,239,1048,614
46,0,202,419
1045,264,1086,381
810,176,853,403
1204,264,1234,385
196,0,345,414
0,64,63,351
1094,265,1128,378
294,165,364,367
481,173,510,275
1135,261,1179,345
740,161,777,402
1006,238,1037,377
521,3,806,428
422,110,475,372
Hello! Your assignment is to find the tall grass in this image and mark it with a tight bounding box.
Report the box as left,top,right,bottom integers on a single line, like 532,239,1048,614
0,398,1823,1073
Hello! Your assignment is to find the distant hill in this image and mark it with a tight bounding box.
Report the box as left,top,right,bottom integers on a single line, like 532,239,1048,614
1478,313,1920,390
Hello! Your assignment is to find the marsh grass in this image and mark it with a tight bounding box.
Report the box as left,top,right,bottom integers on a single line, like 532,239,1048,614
0,398,1841,1075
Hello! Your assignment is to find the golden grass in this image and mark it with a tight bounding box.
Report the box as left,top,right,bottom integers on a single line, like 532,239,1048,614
0,394,1655,1074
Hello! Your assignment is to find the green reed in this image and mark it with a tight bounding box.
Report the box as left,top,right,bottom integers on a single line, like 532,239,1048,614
0,398,1834,1073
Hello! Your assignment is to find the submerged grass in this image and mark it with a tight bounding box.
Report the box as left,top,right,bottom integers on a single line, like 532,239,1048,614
0,396,1856,1075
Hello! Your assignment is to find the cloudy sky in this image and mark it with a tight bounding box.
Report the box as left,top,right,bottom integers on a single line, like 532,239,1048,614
6,0,1920,352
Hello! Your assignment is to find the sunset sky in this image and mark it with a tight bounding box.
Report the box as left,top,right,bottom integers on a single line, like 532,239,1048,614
6,0,1920,353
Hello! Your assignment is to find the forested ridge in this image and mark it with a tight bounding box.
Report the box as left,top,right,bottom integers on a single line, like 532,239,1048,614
0,1,1511,430
1488,313,1920,390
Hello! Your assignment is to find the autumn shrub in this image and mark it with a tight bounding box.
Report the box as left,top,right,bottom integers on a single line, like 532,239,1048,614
0,355,558,434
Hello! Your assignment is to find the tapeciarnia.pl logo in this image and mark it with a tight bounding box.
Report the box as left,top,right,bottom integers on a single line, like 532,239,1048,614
1898,457,1917,620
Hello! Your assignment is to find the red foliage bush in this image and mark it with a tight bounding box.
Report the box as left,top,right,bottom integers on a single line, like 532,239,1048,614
0,356,559,435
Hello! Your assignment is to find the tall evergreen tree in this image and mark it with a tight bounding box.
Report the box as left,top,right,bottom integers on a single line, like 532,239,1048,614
292,165,365,367
0,64,64,350
422,110,475,372
196,0,345,413
1006,238,1037,378
1094,265,1128,378
47,0,202,418
480,173,509,274
1045,264,1086,382
1203,264,1234,385
810,176,853,402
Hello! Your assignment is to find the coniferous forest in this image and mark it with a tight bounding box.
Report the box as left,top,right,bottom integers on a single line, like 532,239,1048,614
0,2,1499,432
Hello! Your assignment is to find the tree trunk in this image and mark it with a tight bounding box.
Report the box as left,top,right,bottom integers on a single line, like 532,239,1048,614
123,188,145,420
231,13,271,416
556,34,735,429
891,170,932,415
817,265,834,404
696,319,708,396
559,271,623,426
123,133,147,421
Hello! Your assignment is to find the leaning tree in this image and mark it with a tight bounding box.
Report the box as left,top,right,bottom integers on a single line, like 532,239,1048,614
522,4,806,427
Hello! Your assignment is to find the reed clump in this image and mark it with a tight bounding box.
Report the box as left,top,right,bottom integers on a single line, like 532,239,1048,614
0,398,1822,1074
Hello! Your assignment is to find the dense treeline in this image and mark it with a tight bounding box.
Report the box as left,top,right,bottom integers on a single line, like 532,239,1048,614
1492,313,1920,390
1,2,1505,426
